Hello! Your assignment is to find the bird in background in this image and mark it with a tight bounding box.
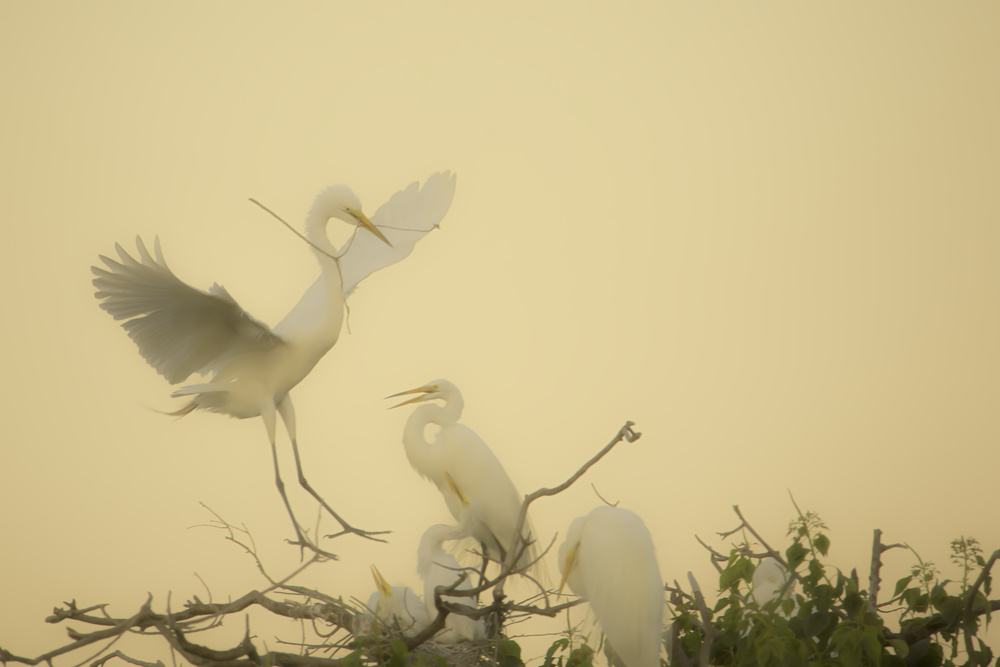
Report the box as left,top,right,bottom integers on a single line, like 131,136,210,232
92,172,457,550
558,505,664,667
387,379,539,575
362,564,433,636
752,557,798,615
417,474,486,643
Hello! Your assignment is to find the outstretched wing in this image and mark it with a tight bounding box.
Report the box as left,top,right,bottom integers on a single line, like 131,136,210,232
92,236,284,384
339,171,457,297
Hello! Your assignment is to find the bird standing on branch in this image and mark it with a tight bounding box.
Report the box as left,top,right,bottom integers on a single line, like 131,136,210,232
92,173,457,551
388,379,539,575
559,505,664,667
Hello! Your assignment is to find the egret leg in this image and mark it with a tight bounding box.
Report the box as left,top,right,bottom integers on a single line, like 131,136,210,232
276,397,388,542
259,400,328,557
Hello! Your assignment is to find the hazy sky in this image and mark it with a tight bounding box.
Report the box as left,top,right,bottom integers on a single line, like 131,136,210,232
1,2,997,663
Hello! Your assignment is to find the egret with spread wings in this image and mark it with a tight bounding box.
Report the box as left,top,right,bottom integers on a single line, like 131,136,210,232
92,172,457,551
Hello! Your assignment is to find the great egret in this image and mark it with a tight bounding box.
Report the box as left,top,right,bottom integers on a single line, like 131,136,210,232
752,557,797,614
362,565,433,635
92,173,457,548
387,379,537,573
558,506,664,667
416,478,486,643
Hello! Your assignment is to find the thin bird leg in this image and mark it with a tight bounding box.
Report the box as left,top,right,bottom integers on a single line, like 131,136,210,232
260,401,337,559
276,397,389,543
477,543,491,590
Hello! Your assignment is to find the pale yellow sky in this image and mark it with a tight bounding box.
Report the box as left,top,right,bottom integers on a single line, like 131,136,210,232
1,1,998,663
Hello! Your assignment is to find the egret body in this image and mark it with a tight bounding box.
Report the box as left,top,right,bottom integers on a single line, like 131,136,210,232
93,173,456,547
559,506,664,667
388,380,537,573
364,565,433,635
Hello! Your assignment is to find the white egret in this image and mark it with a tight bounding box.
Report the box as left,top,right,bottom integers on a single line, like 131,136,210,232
387,380,537,573
417,478,486,643
558,506,664,667
752,557,797,614
362,565,433,635
92,173,457,547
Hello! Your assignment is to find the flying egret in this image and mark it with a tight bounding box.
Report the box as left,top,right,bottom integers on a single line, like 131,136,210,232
362,565,433,635
558,506,664,667
387,379,538,573
92,173,457,548
417,477,486,643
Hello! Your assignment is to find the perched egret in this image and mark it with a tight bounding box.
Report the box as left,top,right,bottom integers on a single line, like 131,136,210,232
752,557,797,614
387,380,537,573
92,173,457,547
417,478,486,643
558,506,664,667
362,565,433,635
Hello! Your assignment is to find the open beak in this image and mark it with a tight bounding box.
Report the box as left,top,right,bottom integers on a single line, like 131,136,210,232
385,384,436,409
557,544,579,596
349,208,393,247
371,564,392,596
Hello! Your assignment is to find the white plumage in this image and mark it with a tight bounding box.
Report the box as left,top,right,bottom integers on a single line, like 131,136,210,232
388,379,538,574
559,506,664,667
92,173,456,543
417,521,485,643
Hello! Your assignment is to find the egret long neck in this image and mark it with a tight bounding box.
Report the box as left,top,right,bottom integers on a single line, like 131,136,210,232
272,218,345,346
402,397,462,476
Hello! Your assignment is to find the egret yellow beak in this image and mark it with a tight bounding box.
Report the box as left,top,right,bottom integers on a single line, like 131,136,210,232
385,384,438,409
558,544,579,596
445,472,469,506
371,564,392,597
348,207,392,247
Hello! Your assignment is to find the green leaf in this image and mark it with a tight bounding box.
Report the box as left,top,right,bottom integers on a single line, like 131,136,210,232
786,542,808,571
814,533,830,556
803,610,832,638
498,639,525,667
888,638,909,659
893,575,913,598
543,638,569,667
861,627,883,666
566,645,594,667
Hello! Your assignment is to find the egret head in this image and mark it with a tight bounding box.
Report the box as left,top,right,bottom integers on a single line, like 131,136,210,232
386,379,456,408
308,185,392,247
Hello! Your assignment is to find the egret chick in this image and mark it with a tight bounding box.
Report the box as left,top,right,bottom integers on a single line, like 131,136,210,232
92,173,457,549
387,379,537,574
363,565,433,635
559,506,664,667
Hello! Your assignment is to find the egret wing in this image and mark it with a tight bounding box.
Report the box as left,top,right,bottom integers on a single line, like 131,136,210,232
339,171,457,296
92,236,283,384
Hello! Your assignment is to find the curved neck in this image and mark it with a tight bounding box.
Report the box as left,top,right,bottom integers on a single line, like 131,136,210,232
402,396,463,474
305,208,343,264
417,523,463,574
271,215,344,342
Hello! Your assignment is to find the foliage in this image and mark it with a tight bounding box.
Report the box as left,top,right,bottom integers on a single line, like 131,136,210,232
662,502,999,667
